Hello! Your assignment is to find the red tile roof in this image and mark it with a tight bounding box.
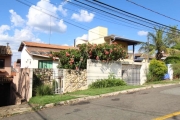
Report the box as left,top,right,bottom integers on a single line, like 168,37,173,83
18,41,76,51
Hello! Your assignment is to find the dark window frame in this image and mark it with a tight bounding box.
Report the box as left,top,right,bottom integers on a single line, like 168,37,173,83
0,59,5,69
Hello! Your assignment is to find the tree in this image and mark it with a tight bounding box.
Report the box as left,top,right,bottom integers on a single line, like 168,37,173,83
165,26,180,48
148,28,167,60
138,42,155,56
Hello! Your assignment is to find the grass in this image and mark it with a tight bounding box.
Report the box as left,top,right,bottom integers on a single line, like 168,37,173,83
29,80,180,106
68,85,143,96
29,94,77,106
144,79,180,85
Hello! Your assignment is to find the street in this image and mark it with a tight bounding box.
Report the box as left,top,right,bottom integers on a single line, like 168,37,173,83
2,85,180,120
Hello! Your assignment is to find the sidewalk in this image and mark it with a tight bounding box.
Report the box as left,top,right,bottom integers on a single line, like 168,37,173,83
0,83,179,119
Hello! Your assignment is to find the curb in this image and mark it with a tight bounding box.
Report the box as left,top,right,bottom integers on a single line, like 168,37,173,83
0,83,179,118
43,83,180,108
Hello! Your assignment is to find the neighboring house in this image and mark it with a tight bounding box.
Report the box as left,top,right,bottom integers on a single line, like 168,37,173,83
0,44,14,107
18,41,75,69
75,26,142,61
13,59,21,72
0,44,12,77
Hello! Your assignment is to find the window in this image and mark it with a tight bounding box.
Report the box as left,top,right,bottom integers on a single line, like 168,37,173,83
38,60,52,69
0,59,5,68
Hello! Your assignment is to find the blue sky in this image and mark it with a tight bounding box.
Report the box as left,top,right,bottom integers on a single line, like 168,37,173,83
0,0,180,63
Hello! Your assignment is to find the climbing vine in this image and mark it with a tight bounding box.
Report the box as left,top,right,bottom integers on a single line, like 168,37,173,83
51,43,127,70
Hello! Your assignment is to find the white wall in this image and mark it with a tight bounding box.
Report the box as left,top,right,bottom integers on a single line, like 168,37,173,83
21,46,33,68
21,47,59,68
140,63,149,85
87,59,122,85
167,64,173,80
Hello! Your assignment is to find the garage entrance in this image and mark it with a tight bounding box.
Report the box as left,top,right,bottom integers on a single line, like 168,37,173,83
0,83,11,107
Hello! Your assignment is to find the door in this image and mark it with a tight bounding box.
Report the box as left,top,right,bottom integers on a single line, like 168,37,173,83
0,83,10,107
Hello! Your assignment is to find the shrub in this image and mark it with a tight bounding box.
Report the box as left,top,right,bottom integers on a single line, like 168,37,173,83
147,59,167,82
33,73,42,96
52,43,127,70
164,56,180,64
172,63,180,79
89,79,126,88
36,84,53,96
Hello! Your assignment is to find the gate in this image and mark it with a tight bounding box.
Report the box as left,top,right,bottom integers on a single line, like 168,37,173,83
122,64,141,85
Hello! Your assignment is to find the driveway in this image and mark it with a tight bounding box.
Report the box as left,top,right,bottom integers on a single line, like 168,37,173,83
2,84,180,120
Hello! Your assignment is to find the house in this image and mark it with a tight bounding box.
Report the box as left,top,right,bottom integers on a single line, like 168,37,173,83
75,26,142,61
0,43,14,106
18,41,75,69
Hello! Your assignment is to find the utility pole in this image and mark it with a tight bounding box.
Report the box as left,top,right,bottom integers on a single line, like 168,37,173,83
147,34,149,63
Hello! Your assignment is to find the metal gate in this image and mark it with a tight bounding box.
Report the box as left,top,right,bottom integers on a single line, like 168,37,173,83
122,64,141,85
52,69,63,94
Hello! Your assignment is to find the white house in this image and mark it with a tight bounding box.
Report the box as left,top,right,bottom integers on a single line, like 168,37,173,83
18,41,75,69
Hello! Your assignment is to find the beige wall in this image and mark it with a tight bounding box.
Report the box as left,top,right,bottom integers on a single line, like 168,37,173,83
0,56,11,76
113,41,128,52
13,68,33,101
88,26,108,43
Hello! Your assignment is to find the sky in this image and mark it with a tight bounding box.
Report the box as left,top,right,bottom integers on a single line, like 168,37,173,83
0,0,180,64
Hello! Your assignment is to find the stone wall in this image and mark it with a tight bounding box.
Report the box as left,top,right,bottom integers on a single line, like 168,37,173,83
63,69,87,93
33,69,56,85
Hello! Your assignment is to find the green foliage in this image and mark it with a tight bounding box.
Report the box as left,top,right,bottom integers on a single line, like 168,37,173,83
172,63,180,79
164,56,180,64
172,42,180,50
33,73,42,96
36,84,53,96
147,59,167,82
52,43,127,69
89,79,126,88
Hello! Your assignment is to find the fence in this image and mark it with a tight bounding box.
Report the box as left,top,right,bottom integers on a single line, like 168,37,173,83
13,60,149,101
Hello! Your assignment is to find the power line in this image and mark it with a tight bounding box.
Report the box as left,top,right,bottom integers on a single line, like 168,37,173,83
90,0,180,32
73,0,155,30
126,0,180,23
16,0,112,39
42,0,150,31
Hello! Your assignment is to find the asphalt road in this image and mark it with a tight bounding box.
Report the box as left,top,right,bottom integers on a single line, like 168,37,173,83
2,85,180,120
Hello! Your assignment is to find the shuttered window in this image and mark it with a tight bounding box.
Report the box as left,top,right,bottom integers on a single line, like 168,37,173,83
38,60,52,69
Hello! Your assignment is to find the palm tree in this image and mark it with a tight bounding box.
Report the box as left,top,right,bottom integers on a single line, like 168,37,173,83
148,28,167,60
139,28,167,60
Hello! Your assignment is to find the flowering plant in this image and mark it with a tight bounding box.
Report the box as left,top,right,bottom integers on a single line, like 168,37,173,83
52,43,127,69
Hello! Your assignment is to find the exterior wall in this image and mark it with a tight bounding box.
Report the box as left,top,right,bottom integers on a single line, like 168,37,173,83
75,39,87,47
140,63,149,85
0,56,11,76
87,59,122,85
166,64,173,80
13,68,33,101
33,56,58,69
21,46,58,69
63,69,87,93
114,41,128,52
21,46,33,68
89,37,105,44
88,26,108,43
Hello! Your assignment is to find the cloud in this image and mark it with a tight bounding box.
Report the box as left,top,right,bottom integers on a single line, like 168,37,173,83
137,31,148,36
26,0,67,33
75,34,88,46
9,9,25,27
0,25,10,34
71,10,94,22
62,44,69,46
0,25,42,63
76,34,88,40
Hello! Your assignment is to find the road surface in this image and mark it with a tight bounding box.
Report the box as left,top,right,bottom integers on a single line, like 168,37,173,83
2,85,180,120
